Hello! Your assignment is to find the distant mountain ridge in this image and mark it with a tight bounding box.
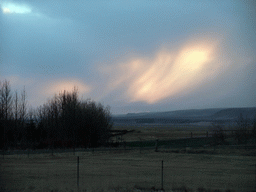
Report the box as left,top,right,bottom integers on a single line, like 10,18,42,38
112,107,256,124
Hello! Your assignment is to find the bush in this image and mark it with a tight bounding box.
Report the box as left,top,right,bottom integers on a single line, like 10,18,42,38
235,113,249,144
212,124,227,145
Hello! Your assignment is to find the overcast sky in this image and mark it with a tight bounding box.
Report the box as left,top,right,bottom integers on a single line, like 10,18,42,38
1,0,255,114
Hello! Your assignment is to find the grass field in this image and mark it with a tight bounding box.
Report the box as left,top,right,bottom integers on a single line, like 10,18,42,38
1,148,255,192
1,124,256,192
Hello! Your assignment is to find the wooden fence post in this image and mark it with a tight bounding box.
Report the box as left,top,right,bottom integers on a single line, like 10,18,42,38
161,160,164,190
77,156,79,188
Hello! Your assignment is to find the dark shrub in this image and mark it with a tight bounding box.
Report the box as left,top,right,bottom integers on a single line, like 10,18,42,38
212,124,227,145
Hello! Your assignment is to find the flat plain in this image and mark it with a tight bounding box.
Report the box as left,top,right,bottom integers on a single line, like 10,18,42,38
111,123,213,142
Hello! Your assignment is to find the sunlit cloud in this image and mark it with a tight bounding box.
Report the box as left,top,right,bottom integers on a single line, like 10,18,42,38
130,41,217,103
101,37,226,104
43,79,91,96
2,7,11,14
1,2,31,14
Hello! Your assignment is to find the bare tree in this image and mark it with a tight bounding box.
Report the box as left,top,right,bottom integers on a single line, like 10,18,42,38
19,86,27,123
0,81,3,150
18,87,28,148
36,87,112,149
13,90,19,148
0,81,3,119
0,80,14,151
0,80,13,120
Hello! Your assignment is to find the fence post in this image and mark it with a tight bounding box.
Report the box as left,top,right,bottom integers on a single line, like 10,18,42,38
161,160,163,190
206,131,208,138
191,132,193,138
77,156,79,188
124,141,126,151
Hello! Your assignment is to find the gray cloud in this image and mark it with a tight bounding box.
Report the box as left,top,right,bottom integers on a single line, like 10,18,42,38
1,0,255,114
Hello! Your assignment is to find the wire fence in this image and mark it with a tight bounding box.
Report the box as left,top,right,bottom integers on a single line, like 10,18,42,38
1,144,256,192
1,131,256,191
1,130,256,158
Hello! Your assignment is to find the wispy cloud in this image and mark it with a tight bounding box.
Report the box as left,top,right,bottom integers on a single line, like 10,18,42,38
1,1,255,113
100,36,227,104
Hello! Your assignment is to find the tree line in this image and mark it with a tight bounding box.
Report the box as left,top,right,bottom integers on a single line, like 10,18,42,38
0,79,113,150
212,113,256,145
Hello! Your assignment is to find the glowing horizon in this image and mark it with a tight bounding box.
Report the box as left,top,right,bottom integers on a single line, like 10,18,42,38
43,80,91,96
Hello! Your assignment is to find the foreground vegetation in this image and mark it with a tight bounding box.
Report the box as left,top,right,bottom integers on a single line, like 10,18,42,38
1,125,256,191
1,147,255,192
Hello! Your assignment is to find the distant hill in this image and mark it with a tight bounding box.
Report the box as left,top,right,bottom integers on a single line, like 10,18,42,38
146,108,222,118
115,108,222,118
212,107,256,120
112,107,256,124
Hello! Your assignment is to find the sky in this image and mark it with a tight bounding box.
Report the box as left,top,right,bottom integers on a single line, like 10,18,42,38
0,0,255,114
